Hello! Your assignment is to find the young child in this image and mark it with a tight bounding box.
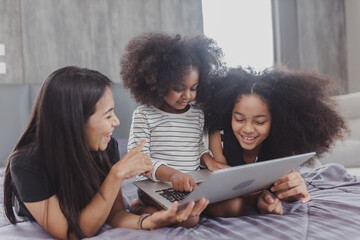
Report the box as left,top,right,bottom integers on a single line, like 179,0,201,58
120,33,226,226
204,66,348,214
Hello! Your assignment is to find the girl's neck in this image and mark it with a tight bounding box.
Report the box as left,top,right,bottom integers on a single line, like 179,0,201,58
242,144,261,164
158,101,190,114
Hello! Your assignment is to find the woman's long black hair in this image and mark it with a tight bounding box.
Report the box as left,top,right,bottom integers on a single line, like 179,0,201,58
3,66,113,238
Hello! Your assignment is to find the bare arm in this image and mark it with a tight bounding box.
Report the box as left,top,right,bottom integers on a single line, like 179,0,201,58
271,171,311,203
25,170,126,239
199,131,231,171
155,165,197,192
108,187,209,230
209,131,227,164
25,140,153,239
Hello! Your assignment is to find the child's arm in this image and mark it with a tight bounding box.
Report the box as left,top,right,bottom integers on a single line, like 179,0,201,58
270,171,311,204
155,165,197,192
200,153,230,171
256,190,283,215
209,130,227,164
128,107,163,181
201,130,230,171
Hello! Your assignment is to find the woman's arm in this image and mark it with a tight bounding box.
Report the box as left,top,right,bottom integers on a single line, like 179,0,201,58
25,140,153,239
107,186,209,230
25,171,124,239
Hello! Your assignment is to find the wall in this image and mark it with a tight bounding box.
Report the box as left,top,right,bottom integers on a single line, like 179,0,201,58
345,0,360,93
0,0,203,138
0,0,23,83
0,0,203,84
272,0,348,94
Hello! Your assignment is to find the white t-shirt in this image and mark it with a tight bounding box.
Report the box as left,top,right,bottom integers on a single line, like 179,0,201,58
128,104,209,181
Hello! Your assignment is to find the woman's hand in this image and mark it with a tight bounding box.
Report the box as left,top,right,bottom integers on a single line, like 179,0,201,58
113,139,153,180
142,198,209,230
169,172,197,192
257,190,283,215
271,171,311,203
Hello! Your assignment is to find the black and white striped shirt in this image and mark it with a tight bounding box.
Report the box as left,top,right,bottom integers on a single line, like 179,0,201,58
128,105,209,181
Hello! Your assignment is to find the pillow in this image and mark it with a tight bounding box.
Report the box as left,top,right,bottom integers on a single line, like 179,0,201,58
320,140,360,168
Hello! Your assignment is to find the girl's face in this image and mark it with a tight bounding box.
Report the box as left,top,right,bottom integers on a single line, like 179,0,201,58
160,66,199,113
232,94,271,155
84,87,120,151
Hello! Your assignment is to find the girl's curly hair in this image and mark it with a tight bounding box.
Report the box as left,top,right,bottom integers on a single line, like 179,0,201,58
120,32,224,107
204,66,349,160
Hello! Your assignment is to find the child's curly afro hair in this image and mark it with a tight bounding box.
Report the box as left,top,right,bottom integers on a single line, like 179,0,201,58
120,32,224,107
204,66,349,160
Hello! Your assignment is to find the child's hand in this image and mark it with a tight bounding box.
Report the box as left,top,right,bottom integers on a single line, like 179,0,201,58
205,158,231,171
271,171,311,203
201,153,230,171
169,172,197,192
257,190,283,215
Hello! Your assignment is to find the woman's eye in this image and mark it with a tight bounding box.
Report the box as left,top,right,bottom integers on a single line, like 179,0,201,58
235,119,244,122
256,121,265,125
190,88,197,91
106,115,112,119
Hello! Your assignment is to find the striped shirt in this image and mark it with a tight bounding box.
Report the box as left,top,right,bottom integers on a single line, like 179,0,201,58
128,104,209,181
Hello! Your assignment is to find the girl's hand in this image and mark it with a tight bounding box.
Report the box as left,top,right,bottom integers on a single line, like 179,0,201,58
169,172,197,192
113,139,153,179
201,153,230,171
142,198,209,230
205,158,231,171
271,171,311,203
257,190,283,215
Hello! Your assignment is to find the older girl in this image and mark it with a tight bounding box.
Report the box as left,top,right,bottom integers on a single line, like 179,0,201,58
205,67,348,215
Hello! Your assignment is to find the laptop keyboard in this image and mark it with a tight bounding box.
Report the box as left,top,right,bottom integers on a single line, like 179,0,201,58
156,188,191,202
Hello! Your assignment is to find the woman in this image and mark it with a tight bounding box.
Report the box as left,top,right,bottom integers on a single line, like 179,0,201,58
3,66,208,239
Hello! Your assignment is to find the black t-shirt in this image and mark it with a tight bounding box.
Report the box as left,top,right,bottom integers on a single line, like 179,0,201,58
222,126,247,167
10,137,120,219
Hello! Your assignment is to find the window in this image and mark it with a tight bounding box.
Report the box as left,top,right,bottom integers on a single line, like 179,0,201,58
202,0,274,71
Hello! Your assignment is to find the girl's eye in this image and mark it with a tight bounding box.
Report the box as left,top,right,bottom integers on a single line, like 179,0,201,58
235,119,244,122
255,121,266,125
190,88,197,91
173,88,182,92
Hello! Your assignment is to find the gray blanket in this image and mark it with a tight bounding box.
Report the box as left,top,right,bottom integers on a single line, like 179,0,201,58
0,164,359,240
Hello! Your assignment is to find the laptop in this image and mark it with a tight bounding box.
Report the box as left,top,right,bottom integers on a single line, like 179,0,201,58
134,152,315,210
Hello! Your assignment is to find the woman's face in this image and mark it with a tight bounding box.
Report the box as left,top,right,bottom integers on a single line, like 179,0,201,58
231,94,271,155
84,87,120,151
161,66,199,113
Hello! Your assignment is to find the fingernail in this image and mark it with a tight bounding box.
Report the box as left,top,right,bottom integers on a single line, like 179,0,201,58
271,187,275,192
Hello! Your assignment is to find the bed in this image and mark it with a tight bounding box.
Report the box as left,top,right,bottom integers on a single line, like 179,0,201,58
1,163,359,240
1,89,359,239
